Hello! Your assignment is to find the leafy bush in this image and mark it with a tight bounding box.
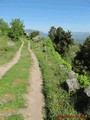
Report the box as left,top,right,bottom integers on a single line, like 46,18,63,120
76,74,89,88
8,19,24,41
0,18,9,35
73,36,90,75
30,31,39,39
48,26,74,57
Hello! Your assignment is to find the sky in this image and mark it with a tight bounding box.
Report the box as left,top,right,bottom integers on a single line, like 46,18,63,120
0,0,90,33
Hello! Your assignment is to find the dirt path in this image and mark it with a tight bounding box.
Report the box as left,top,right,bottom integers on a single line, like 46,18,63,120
23,41,45,120
0,40,24,79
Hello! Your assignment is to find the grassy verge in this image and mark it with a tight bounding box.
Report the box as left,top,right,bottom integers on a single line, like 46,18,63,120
30,39,85,120
0,38,31,120
0,35,21,65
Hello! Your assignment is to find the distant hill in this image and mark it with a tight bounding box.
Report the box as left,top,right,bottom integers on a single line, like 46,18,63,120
25,29,90,43
72,32,90,43
25,29,48,38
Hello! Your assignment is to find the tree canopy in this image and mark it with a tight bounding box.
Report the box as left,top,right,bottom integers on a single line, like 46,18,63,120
0,18,9,35
8,18,24,41
48,26,74,56
30,31,39,39
48,26,56,41
73,36,90,75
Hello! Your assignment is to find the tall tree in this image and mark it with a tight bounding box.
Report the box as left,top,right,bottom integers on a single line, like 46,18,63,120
48,26,74,56
30,31,39,39
48,26,56,41
0,18,9,35
8,18,24,41
73,36,90,75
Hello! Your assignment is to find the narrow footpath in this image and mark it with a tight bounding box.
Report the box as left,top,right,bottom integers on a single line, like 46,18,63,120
0,40,24,79
23,41,45,120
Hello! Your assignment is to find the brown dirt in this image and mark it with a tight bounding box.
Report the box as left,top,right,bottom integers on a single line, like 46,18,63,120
23,41,45,120
0,40,24,79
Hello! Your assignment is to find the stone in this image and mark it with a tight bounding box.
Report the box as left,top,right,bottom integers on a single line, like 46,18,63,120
84,85,90,97
66,78,80,93
68,70,75,79
42,46,47,52
59,64,65,68
32,35,41,41
7,41,14,47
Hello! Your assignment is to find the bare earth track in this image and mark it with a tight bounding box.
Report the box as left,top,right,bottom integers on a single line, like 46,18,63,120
0,40,24,79
23,41,45,120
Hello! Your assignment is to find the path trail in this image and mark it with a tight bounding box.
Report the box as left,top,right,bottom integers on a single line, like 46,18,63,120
23,41,44,120
0,40,24,79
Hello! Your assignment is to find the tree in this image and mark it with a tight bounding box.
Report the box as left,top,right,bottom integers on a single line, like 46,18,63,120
48,26,74,56
73,36,90,75
8,18,24,41
48,26,56,41
30,31,39,39
0,18,9,35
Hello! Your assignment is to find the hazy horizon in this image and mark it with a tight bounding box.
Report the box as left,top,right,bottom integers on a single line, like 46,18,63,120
0,0,90,33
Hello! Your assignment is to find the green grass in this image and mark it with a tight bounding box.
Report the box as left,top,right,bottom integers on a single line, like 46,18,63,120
0,35,21,65
0,38,31,119
63,43,79,64
5,114,24,120
30,39,85,120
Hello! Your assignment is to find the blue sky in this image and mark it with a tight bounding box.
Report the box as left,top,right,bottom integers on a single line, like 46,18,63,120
0,0,90,33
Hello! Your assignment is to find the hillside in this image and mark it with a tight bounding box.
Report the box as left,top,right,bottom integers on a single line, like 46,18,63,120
25,29,90,43
25,29,48,38
30,39,86,120
72,32,90,43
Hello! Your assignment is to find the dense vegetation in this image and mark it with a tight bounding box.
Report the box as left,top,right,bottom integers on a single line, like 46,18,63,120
0,18,9,35
30,31,40,39
48,26,74,57
73,36,90,76
8,19,24,41
0,18,24,41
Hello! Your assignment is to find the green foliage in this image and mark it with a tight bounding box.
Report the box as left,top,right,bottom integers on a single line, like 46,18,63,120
48,26,56,41
48,26,74,57
43,40,72,70
76,74,89,88
8,19,24,41
5,114,24,120
0,18,9,35
63,43,79,64
30,31,39,39
73,36,90,75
